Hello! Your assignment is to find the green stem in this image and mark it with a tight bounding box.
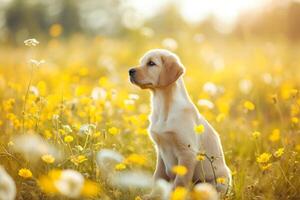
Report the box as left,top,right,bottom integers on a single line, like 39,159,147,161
278,163,296,193
21,64,34,134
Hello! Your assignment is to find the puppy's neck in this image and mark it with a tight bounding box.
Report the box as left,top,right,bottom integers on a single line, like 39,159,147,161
151,78,190,121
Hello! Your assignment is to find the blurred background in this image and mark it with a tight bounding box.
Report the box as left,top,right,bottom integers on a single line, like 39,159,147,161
0,0,300,44
0,1,300,199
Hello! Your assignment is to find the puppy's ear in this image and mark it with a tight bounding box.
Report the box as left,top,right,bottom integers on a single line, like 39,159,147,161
158,55,184,87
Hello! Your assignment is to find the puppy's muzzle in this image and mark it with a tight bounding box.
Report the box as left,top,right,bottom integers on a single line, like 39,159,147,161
129,68,136,83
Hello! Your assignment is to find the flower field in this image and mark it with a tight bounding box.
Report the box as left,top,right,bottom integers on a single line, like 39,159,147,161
0,34,300,200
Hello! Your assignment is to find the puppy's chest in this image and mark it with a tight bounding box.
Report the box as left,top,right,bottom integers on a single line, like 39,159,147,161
149,119,178,145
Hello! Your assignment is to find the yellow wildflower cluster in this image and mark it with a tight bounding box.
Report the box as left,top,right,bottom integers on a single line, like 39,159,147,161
0,31,299,200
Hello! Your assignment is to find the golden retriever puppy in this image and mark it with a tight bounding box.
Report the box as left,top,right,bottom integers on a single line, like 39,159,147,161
129,49,231,199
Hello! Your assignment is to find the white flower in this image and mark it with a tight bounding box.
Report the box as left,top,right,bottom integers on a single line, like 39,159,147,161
97,149,124,172
54,170,84,198
24,38,39,46
78,124,96,136
0,166,16,200
262,73,273,84
124,99,135,105
153,179,172,200
29,86,39,96
29,59,45,67
193,183,218,200
62,125,72,133
140,27,154,37
128,93,139,100
194,34,205,43
52,114,60,123
12,134,60,161
197,99,214,109
110,171,152,189
203,82,218,96
91,87,107,100
162,38,178,51
239,79,252,94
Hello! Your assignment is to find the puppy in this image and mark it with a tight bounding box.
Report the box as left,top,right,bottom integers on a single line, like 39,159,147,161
129,49,231,198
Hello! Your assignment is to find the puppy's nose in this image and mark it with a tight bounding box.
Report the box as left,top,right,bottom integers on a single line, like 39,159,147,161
129,68,136,76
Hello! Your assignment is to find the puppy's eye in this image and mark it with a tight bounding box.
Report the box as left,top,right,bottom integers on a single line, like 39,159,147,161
147,61,156,66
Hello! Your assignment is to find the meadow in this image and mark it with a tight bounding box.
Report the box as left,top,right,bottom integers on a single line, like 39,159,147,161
0,33,300,200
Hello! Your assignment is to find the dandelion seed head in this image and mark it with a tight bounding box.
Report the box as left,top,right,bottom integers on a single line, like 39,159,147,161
24,38,39,47
78,124,96,136
110,171,152,189
97,149,124,171
239,79,253,94
0,166,16,200
29,59,45,67
12,134,61,162
54,170,84,198
192,183,218,200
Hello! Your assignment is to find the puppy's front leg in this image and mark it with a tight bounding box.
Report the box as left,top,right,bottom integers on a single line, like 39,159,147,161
143,152,168,200
153,152,169,181
173,151,197,188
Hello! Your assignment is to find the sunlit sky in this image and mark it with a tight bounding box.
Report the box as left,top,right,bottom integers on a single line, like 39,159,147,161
0,0,282,33
127,0,271,25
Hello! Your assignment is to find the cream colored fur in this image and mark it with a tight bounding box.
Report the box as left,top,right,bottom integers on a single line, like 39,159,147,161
129,49,231,199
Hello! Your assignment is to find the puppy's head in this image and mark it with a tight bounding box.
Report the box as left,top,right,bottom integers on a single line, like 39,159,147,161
129,49,184,89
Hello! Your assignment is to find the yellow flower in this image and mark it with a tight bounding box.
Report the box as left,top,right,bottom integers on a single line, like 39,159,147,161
59,129,66,135
296,144,300,151
134,196,142,200
43,130,53,139
291,117,299,124
18,168,33,179
38,170,61,194
7,141,14,146
170,187,187,200
125,154,146,165
269,129,280,142
196,154,205,161
172,165,187,176
244,100,255,111
216,177,226,184
252,131,261,139
108,127,119,135
71,155,88,165
64,135,74,143
256,152,272,163
115,163,126,171
49,24,63,37
41,154,55,164
92,131,101,138
81,180,101,197
260,163,272,171
216,113,226,122
194,124,205,134
274,148,284,158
